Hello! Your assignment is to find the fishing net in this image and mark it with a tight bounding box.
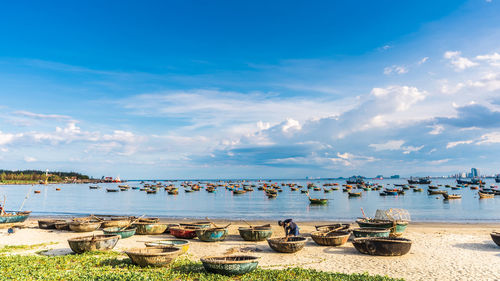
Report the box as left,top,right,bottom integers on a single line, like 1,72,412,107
374,208,411,222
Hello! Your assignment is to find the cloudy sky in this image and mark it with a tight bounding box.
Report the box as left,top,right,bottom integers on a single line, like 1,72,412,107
0,0,500,179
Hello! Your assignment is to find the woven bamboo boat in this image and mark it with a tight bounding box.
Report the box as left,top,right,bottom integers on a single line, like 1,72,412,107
352,227,390,238
145,239,190,253
101,218,131,229
38,219,66,230
169,226,201,239
196,227,228,242
68,234,120,254
102,227,136,239
315,223,350,232
267,237,307,253
491,231,500,247
310,231,350,246
125,246,182,267
238,226,273,241
54,221,70,231
179,221,211,229
352,237,412,256
133,222,168,235
356,219,408,236
69,221,101,232
348,192,362,197
201,256,260,275
309,198,328,205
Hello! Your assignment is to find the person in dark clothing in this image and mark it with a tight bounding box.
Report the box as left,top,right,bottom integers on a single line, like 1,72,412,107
278,218,300,237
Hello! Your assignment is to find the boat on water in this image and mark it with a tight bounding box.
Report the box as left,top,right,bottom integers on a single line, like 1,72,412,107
443,193,461,200
457,178,483,185
407,177,431,184
478,191,494,199
346,177,365,185
0,211,31,224
89,185,101,189
496,175,500,183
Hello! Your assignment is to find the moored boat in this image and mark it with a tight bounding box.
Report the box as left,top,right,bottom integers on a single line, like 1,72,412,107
478,191,494,199
201,256,260,275
68,234,120,254
352,237,412,256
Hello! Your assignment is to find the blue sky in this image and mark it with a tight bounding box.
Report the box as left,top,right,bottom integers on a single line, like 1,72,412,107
1,0,500,179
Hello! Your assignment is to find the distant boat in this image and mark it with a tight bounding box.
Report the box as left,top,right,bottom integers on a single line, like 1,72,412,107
89,185,101,189
407,177,431,184
496,175,500,183
106,188,119,192
0,211,31,224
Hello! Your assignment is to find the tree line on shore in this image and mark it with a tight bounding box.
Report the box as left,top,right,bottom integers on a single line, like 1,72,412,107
0,170,90,182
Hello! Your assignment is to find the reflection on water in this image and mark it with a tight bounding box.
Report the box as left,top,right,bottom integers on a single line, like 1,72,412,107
0,179,499,222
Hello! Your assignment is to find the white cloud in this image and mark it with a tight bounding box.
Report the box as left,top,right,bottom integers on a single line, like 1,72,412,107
444,51,478,71
384,65,408,75
24,156,37,162
446,140,474,149
369,140,404,151
418,57,429,65
476,52,500,66
476,132,500,144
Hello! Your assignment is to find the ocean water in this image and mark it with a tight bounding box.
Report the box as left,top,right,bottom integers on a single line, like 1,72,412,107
1,179,499,222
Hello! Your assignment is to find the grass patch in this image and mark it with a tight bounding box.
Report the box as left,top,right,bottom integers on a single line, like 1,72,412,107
0,252,403,281
0,242,58,254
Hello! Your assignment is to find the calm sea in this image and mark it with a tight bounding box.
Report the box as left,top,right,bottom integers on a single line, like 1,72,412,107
1,179,499,222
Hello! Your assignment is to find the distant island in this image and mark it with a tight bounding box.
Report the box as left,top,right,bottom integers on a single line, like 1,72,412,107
0,169,91,185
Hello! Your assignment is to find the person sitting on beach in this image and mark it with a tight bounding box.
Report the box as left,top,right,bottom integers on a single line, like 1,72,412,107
278,218,299,237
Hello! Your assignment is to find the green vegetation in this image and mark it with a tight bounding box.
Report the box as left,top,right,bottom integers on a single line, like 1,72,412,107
0,242,58,254
0,252,403,281
0,169,90,184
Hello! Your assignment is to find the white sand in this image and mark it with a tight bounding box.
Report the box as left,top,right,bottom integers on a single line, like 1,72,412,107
1,219,499,281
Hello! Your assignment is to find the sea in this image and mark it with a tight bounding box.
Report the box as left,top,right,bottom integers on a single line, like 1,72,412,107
1,178,499,222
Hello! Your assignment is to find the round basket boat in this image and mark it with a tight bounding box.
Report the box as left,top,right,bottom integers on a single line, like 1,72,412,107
238,226,273,241
54,221,70,231
68,234,120,254
267,237,307,253
101,219,131,229
69,221,102,232
352,237,412,256
145,239,190,254
310,231,350,246
180,221,211,229
491,231,500,247
201,256,260,275
133,222,168,235
38,219,66,230
196,227,228,242
102,227,136,239
315,223,351,232
125,246,182,267
352,228,391,238
169,226,201,239
355,219,408,237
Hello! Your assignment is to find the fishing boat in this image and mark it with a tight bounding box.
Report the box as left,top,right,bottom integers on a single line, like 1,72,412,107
232,190,246,195
133,222,167,235
310,231,350,246
442,193,461,200
413,188,423,192
451,186,461,190
69,221,101,232
68,234,120,254
407,177,431,184
428,185,439,190
201,256,260,276
352,228,390,238
102,227,136,239
352,237,412,256
491,231,500,247
168,189,178,195
146,189,157,194
314,223,350,232
0,211,31,224
356,218,408,236
106,188,119,192
267,237,307,253
195,227,229,242
89,185,101,189
309,198,328,205
478,191,494,199
38,219,66,229
125,247,183,267
348,192,362,197
145,239,190,254
169,226,201,239
428,189,447,195
238,226,273,241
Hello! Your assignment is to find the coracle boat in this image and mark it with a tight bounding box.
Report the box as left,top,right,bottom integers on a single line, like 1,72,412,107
134,217,160,223
315,223,350,232
106,188,119,192
180,221,211,229
0,211,31,224
69,221,101,232
196,227,229,242
125,246,182,267
54,221,70,230
102,227,136,239
413,188,423,192
352,237,412,256
310,231,350,246
356,218,408,236
89,185,100,189
169,226,201,239
428,190,447,195
267,237,307,253
491,232,500,247
38,219,66,229
100,217,131,228
238,226,273,241
443,193,461,200
145,239,190,253
348,192,362,197
68,234,120,254
133,222,168,235
201,256,260,275
352,227,390,238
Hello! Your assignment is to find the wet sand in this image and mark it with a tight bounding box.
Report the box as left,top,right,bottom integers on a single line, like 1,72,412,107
1,218,499,281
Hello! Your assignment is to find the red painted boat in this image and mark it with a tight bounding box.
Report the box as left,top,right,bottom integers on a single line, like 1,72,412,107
169,226,200,239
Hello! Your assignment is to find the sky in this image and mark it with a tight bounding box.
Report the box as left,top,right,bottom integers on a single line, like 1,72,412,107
0,0,500,179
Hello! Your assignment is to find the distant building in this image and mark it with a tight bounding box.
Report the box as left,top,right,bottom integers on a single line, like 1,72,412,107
471,168,479,178
390,175,400,179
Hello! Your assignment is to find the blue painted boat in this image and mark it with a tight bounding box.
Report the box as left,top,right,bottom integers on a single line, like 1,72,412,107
0,211,31,224
195,227,228,242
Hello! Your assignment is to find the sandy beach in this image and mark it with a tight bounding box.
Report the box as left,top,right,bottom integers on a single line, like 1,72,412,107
0,218,498,281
